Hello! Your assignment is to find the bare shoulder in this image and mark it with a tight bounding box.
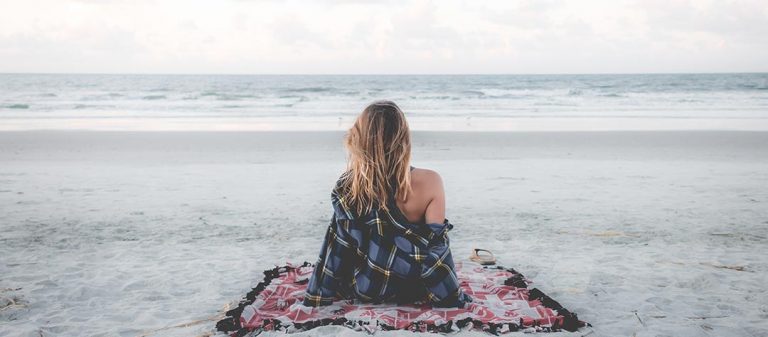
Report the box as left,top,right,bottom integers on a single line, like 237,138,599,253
410,167,444,190
410,167,446,224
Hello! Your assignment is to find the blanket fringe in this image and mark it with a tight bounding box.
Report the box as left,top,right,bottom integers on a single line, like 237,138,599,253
215,262,588,336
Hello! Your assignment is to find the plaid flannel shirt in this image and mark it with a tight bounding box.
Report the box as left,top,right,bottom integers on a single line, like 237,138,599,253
303,174,471,308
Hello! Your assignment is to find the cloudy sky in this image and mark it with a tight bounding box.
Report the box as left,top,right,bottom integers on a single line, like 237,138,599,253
1,0,766,74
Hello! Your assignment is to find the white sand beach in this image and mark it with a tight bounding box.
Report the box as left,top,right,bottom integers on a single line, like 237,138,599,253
1,130,767,337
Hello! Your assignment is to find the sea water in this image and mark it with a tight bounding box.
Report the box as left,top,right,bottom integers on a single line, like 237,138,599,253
1,73,767,130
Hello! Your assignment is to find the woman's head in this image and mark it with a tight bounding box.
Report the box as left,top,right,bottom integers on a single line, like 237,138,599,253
343,100,412,214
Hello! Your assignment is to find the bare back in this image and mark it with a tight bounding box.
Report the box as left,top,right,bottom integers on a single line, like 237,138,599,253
394,167,446,225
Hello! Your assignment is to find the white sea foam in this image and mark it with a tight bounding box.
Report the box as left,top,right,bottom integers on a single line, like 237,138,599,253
1,73,767,131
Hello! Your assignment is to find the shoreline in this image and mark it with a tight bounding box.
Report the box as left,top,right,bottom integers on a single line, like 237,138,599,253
4,129,767,149
2,116,768,132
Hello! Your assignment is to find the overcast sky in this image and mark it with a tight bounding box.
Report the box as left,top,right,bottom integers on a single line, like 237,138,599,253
1,0,766,74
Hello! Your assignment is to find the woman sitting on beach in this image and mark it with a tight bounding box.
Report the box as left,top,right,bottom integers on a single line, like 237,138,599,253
303,100,471,308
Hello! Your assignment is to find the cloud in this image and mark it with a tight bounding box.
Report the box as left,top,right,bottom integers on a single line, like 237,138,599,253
635,0,768,42
0,0,766,73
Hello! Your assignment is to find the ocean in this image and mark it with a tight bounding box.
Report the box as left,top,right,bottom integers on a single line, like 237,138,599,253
1,73,767,131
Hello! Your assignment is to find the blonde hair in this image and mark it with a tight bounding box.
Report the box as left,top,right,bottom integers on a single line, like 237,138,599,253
342,100,412,215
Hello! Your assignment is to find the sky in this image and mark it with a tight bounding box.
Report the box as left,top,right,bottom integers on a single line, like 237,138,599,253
0,0,767,74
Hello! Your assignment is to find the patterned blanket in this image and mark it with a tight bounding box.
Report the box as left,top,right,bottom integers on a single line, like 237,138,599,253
216,261,588,336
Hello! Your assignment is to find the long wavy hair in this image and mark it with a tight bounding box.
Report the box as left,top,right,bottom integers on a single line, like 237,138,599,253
342,100,412,215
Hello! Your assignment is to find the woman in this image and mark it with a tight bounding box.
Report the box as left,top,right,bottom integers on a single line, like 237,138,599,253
303,100,471,308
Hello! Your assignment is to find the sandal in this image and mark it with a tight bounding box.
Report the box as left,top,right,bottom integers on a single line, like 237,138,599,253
469,248,496,265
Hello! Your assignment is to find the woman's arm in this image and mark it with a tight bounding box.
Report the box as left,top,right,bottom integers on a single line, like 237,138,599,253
423,170,446,225
419,219,470,307
418,170,470,307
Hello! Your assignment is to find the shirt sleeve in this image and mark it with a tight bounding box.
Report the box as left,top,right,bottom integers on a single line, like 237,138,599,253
303,200,359,306
419,221,471,307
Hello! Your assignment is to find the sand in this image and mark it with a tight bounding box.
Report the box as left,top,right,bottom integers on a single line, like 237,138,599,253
1,131,767,337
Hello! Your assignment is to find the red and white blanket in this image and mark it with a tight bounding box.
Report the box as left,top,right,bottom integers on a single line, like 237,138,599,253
216,261,588,336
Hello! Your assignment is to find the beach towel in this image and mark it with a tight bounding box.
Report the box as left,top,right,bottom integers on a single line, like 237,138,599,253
216,261,588,336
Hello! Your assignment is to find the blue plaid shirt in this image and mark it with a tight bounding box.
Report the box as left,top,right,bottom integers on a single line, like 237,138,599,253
303,173,471,307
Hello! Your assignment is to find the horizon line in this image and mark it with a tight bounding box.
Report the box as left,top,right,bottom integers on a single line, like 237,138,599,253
1,71,767,76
